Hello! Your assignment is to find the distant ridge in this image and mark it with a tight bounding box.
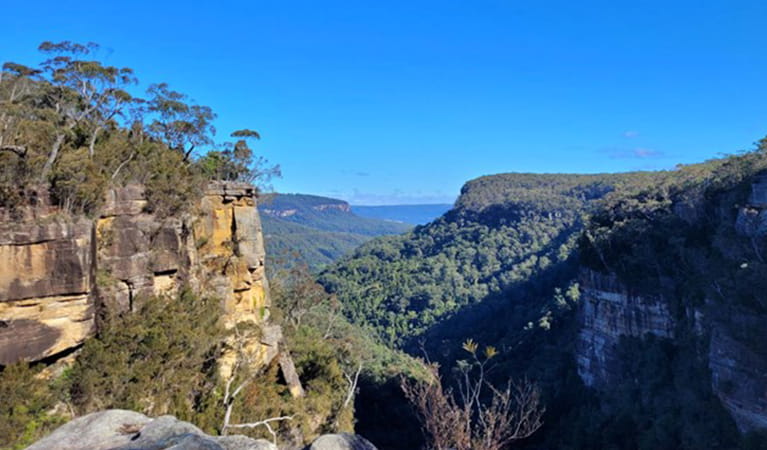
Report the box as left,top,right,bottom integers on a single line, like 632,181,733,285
259,193,411,273
351,204,453,225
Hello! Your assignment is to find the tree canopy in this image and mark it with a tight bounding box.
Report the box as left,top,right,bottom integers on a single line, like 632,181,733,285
0,41,278,215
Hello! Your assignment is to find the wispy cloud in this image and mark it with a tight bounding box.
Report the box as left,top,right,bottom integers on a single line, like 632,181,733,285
328,189,456,206
605,147,665,159
340,169,372,177
623,130,640,138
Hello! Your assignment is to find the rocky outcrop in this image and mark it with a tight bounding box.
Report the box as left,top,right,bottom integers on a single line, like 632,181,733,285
261,208,297,218
26,409,277,450
577,173,767,432
0,182,300,392
0,217,95,365
311,203,350,213
575,270,675,386
26,410,379,450
306,433,377,450
735,174,767,237
709,312,767,431
194,183,269,329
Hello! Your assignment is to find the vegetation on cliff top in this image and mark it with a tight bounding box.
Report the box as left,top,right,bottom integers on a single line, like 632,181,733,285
0,41,278,217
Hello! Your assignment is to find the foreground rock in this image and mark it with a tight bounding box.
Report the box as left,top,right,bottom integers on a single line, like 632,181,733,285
26,410,379,450
25,410,276,450
306,433,377,450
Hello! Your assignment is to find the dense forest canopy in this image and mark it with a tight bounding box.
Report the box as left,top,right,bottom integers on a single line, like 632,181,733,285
318,170,663,346
0,41,278,215
322,144,767,449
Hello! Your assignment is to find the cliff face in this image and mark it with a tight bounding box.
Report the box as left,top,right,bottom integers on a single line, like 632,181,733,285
575,270,675,386
0,182,281,373
0,216,95,365
576,174,767,432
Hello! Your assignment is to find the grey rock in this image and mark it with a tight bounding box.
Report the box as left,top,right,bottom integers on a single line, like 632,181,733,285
118,433,224,450
26,409,151,450
575,269,674,387
116,415,206,448
25,410,278,450
307,433,377,450
217,435,277,450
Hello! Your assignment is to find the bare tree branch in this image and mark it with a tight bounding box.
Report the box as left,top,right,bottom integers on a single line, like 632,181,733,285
0,145,26,157
224,416,293,445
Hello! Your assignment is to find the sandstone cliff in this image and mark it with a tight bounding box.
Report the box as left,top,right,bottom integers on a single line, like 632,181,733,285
575,269,675,387
576,173,767,432
0,182,301,394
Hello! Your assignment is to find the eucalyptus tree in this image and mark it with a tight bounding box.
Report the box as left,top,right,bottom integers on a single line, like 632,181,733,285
0,62,41,158
197,128,280,189
36,41,138,180
145,83,216,161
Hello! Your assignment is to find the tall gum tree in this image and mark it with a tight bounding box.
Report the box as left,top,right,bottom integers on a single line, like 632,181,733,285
36,41,137,180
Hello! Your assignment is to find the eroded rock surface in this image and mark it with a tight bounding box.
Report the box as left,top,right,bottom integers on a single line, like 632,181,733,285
575,270,675,386
1,182,300,390
25,409,277,450
306,433,377,450
576,174,767,432
0,217,95,364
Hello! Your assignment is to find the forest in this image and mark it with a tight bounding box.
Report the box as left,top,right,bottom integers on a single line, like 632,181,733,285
321,150,767,449
319,171,654,346
260,193,410,274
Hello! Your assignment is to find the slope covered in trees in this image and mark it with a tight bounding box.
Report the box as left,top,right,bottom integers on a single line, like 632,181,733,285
260,193,411,273
318,171,653,346
320,150,767,449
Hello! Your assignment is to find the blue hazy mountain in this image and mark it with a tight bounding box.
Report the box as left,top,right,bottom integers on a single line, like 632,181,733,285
259,193,412,272
351,204,453,225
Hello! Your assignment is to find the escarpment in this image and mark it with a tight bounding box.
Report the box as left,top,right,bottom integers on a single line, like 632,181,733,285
575,269,676,387
0,182,302,394
576,170,767,432
0,214,95,365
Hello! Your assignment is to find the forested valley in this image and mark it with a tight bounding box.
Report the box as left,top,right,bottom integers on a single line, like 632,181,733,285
3,39,767,450
321,149,767,449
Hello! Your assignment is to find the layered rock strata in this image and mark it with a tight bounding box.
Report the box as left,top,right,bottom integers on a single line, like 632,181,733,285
0,182,302,396
575,269,675,386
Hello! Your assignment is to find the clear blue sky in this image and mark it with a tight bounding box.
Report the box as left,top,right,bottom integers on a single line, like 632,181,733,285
3,1,767,204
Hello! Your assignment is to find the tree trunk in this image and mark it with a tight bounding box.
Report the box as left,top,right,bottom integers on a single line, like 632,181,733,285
88,126,101,158
40,133,65,182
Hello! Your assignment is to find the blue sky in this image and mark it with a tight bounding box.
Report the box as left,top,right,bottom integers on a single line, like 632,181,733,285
3,1,767,204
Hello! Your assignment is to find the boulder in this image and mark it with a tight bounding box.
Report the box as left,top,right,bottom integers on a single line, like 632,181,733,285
25,409,277,450
307,433,377,450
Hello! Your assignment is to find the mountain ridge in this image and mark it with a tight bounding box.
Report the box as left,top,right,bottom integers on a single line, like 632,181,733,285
259,193,411,273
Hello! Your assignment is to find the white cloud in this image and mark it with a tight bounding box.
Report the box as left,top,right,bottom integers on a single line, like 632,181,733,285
605,147,665,159
623,130,640,138
329,189,456,206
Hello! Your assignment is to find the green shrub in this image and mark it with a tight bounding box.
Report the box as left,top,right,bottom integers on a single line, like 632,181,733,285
0,363,67,450
68,290,224,430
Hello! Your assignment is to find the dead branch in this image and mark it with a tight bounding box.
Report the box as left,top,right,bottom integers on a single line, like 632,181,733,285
342,364,363,409
0,144,26,157
225,415,293,445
